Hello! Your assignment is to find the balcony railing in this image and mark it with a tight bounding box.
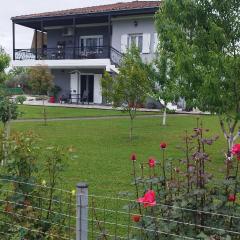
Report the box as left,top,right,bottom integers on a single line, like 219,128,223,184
14,46,123,67
15,46,111,60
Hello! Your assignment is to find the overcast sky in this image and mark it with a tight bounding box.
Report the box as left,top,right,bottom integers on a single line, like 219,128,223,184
0,0,152,57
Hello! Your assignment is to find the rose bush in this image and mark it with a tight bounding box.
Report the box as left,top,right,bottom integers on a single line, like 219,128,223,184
128,123,240,240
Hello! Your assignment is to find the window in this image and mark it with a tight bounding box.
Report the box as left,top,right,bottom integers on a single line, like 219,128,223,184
128,34,143,52
80,35,103,51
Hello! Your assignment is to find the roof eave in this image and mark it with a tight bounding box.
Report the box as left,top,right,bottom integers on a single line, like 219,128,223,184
11,7,159,23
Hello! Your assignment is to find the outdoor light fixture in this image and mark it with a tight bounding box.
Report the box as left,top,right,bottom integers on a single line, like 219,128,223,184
134,20,138,27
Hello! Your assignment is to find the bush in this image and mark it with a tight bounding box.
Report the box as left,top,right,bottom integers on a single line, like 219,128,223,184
0,131,76,239
15,95,27,104
127,121,240,239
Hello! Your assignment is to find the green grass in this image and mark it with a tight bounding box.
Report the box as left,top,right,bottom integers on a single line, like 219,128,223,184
10,114,227,196
18,105,160,119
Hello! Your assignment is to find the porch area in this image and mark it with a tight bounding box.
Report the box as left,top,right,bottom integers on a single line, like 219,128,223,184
12,12,122,67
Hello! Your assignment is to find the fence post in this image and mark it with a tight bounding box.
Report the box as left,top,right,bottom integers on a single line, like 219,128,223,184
76,182,88,240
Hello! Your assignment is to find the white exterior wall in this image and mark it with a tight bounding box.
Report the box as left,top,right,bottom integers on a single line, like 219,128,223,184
112,16,157,63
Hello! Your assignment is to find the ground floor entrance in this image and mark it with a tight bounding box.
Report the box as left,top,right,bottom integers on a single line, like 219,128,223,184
69,71,102,104
80,75,94,103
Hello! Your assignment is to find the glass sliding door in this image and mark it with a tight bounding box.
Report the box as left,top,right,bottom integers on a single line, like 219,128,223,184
80,35,103,56
80,75,94,103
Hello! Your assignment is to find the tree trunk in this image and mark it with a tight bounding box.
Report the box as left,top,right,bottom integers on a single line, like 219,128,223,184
2,123,8,166
162,107,167,126
43,98,47,126
219,116,238,157
2,106,12,166
228,133,234,154
130,117,133,141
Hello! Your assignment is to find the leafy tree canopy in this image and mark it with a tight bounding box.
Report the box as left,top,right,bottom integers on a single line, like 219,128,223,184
156,0,240,150
156,0,240,114
28,65,54,95
0,47,10,84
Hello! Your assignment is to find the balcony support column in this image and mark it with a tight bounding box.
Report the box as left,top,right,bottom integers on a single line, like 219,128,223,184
12,21,15,60
41,20,44,58
108,14,111,58
35,29,38,60
73,17,76,59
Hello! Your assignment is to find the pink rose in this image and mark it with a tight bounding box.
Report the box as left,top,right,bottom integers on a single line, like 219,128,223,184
232,144,240,154
137,190,156,208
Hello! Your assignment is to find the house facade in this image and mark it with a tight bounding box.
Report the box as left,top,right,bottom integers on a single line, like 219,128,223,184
11,1,160,104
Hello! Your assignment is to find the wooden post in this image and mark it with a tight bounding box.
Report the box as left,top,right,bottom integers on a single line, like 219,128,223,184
12,21,15,60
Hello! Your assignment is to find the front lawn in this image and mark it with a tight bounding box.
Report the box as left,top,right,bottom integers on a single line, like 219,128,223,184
11,114,226,196
18,105,160,119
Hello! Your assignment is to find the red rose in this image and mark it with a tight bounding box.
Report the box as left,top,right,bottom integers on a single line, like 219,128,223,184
137,190,156,208
148,158,156,168
160,142,167,149
131,153,136,161
132,215,141,222
228,194,236,202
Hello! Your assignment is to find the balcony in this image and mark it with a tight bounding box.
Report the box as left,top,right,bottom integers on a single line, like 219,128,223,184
14,46,122,67
15,46,111,60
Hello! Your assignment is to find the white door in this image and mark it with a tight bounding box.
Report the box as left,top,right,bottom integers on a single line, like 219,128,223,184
70,72,79,103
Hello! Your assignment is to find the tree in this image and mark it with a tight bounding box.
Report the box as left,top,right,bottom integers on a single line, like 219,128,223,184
0,47,19,164
156,0,240,155
0,47,10,84
28,65,54,95
7,67,30,93
101,46,150,140
28,65,54,125
147,55,180,125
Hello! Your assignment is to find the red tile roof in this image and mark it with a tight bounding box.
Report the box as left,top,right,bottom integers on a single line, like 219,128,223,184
12,1,160,20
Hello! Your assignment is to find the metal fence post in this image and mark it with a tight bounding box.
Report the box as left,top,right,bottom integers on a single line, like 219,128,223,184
76,182,88,240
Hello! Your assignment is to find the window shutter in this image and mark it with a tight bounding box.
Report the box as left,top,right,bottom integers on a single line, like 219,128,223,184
153,33,158,52
94,74,102,104
121,34,128,53
142,33,151,54
70,72,78,94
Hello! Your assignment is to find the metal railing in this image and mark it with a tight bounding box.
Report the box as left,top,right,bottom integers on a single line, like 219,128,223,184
15,46,123,68
110,47,123,67
15,46,120,61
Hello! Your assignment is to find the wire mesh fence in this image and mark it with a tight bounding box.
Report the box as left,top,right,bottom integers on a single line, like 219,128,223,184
0,178,76,240
0,178,240,239
82,193,240,240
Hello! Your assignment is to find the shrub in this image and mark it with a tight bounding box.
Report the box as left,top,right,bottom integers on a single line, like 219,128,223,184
15,95,27,104
128,121,240,239
0,131,75,239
